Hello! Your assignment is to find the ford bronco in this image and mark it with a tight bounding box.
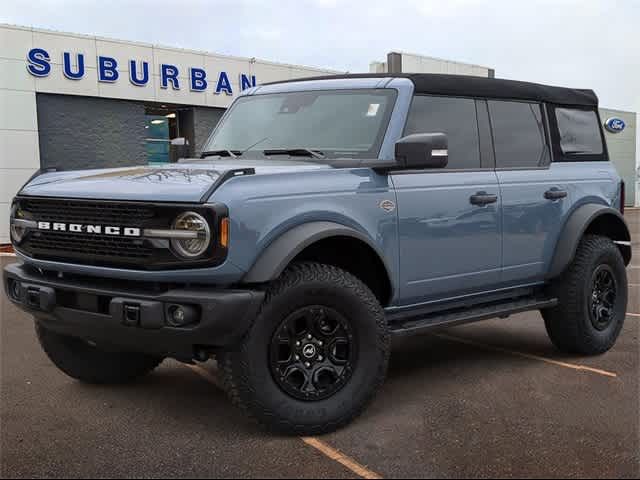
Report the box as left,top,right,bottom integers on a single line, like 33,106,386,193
4,74,632,435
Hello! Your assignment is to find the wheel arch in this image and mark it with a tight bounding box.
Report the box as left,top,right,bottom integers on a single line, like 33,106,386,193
242,221,394,306
547,204,632,279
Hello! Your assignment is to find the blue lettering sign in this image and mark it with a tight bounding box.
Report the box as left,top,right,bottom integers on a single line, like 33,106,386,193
190,68,207,92
161,64,180,90
26,47,259,95
240,74,257,90
215,71,233,95
26,48,51,77
62,52,85,80
98,56,119,82
129,60,149,86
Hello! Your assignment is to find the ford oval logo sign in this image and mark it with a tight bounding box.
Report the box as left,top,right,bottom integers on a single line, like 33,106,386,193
605,117,626,133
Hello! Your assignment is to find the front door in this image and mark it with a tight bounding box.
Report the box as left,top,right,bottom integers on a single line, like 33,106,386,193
393,95,502,305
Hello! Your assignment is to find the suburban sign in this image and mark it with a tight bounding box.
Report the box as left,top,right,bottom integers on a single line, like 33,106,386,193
26,47,258,95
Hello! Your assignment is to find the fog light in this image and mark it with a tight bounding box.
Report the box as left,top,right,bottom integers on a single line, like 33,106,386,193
167,304,198,327
173,307,186,323
9,280,22,301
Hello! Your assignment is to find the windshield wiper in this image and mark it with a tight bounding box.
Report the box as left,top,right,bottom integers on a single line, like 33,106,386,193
201,149,242,159
263,148,325,159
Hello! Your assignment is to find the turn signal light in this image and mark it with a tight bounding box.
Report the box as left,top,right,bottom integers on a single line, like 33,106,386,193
220,217,229,248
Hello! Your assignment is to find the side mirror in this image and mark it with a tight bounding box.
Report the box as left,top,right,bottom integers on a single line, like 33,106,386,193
171,137,188,146
395,133,448,170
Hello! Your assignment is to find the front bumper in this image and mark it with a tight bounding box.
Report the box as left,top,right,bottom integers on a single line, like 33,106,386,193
3,262,264,360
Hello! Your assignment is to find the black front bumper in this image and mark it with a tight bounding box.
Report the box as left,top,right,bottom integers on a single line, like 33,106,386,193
3,262,264,360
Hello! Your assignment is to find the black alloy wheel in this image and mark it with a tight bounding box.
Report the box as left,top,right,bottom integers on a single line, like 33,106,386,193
589,265,618,331
269,305,356,401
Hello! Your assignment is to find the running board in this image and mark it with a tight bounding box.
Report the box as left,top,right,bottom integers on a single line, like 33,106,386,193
388,297,558,337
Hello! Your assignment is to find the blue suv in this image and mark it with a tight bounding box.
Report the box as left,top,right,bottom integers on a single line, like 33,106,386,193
4,74,632,434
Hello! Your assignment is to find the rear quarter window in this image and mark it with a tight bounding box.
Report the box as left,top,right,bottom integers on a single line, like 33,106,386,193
549,106,606,162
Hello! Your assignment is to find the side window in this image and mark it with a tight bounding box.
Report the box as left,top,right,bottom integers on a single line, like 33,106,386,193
404,95,481,170
554,107,603,157
488,100,548,168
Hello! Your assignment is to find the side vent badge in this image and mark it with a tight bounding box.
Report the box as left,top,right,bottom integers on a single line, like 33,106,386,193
379,199,396,212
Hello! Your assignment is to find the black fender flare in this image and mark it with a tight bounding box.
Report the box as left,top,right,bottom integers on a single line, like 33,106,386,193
242,221,393,284
547,204,631,279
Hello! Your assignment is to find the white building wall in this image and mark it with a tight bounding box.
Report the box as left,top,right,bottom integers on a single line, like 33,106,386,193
0,25,40,244
0,23,339,244
387,51,493,77
600,108,638,207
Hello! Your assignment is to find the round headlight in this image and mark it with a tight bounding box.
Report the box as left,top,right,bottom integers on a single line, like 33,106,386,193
10,223,26,244
170,212,211,258
9,203,26,244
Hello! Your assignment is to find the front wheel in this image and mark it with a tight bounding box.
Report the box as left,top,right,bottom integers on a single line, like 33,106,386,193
542,235,628,355
219,262,390,435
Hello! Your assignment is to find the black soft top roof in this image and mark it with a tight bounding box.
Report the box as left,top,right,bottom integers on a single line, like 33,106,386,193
266,73,598,107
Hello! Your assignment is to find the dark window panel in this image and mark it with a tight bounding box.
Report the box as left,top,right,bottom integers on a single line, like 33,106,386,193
555,108,603,156
36,93,146,171
488,100,547,168
404,95,481,170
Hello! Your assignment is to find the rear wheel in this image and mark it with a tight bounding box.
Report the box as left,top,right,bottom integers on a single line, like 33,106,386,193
219,262,390,435
36,323,163,384
542,235,628,355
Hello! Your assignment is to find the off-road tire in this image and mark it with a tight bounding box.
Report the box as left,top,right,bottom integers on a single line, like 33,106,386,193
36,323,163,384
218,262,390,435
542,235,628,355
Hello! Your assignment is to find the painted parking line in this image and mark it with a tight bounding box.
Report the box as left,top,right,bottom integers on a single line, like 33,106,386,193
300,437,383,480
433,333,618,378
184,363,223,389
184,363,383,480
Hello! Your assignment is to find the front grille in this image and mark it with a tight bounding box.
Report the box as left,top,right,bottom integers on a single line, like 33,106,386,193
20,198,155,226
27,230,153,260
14,197,227,270
17,198,159,268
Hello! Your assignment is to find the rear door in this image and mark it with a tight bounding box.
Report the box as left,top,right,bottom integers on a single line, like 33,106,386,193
489,100,567,284
392,95,502,305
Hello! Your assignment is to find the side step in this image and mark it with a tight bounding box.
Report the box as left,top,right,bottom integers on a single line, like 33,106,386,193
388,297,558,337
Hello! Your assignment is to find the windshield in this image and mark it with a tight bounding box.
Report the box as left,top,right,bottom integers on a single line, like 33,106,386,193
204,89,397,160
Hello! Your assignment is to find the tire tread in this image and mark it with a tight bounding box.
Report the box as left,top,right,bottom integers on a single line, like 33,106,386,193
219,261,389,435
543,234,627,355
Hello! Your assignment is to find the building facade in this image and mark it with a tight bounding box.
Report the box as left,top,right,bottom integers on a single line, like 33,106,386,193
1,26,637,243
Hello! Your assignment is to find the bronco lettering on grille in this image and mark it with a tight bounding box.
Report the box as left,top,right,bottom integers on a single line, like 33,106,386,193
37,222,141,237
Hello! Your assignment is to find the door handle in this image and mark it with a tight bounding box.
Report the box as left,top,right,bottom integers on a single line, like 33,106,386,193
470,191,498,206
544,189,567,200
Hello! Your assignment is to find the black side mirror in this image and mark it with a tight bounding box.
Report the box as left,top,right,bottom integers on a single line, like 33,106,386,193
395,133,448,170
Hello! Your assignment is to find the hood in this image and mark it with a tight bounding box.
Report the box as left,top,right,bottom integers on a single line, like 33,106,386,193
19,159,331,203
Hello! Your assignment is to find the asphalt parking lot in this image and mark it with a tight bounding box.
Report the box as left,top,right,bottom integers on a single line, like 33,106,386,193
1,210,639,478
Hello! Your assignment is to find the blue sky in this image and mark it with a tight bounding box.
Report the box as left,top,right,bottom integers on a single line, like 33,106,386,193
3,0,639,113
